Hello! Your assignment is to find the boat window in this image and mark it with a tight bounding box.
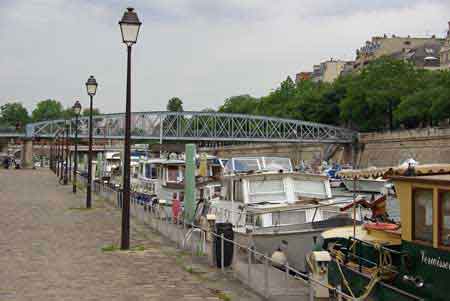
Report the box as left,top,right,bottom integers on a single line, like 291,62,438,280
144,163,151,178
248,179,286,203
167,166,178,182
439,191,450,247
293,179,328,199
263,157,292,171
249,179,284,194
233,180,243,202
272,210,306,226
413,189,433,243
234,158,260,172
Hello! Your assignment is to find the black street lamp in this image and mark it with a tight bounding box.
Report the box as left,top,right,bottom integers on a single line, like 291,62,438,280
86,75,98,208
59,131,64,183
50,138,54,173
63,120,70,185
56,134,60,176
72,100,82,193
119,7,141,250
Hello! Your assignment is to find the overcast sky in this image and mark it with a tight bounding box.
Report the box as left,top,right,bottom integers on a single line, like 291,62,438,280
1,0,450,114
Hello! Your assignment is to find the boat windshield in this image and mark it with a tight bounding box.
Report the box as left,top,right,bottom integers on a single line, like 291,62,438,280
224,157,292,174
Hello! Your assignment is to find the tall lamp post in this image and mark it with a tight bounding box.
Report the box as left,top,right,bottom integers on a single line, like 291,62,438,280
119,7,141,250
56,134,61,177
86,75,98,208
63,120,70,185
72,100,82,193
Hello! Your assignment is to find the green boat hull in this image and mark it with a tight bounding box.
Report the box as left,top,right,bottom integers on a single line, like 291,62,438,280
326,239,450,300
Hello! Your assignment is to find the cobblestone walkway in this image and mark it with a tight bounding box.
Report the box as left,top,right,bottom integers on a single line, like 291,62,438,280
0,169,237,301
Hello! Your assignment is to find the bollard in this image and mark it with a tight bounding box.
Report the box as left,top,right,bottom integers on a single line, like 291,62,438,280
221,233,225,272
264,253,269,298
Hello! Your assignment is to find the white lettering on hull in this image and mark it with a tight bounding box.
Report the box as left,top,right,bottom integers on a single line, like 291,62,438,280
420,250,450,270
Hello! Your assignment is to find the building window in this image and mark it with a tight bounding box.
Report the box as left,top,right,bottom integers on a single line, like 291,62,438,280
439,191,450,247
413,189,433,243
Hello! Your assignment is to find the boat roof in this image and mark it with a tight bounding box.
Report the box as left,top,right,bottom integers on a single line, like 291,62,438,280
392,174,450,185
338,163,450,179
321,225,401,246
105,152,121,160
234,170,328,181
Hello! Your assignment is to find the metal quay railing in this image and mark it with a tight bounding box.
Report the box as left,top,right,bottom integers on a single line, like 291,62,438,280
74,175,357,301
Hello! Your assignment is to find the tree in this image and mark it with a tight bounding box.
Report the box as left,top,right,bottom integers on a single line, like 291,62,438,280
62,108,77,120
31,99,63,122
167,97,183,112
0,102,29,128
82,108,100,117
340,57,419,131
218,95,259,114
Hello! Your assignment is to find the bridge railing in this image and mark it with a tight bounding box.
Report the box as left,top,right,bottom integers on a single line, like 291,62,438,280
25,111,356,143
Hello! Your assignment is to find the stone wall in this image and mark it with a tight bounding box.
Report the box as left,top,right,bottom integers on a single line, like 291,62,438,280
357,127,450,168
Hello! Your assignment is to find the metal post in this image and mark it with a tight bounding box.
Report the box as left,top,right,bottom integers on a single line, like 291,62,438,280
73,114,79,193
264,253,269,298
87,95,93,208
309,274,315,301
121,45,132,250
285,262,289,280
337,284,343,301
247,247,251,285
221,233,225,272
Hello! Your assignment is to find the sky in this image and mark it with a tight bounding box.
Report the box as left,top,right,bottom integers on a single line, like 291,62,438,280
1,0,450,115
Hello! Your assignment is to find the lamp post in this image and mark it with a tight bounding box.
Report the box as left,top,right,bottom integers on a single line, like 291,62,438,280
72,100,82,193
56,134,60,177
86,75,98,208
63,120,69,185
59,130,64,183
50,139,54,173
119,7,141,250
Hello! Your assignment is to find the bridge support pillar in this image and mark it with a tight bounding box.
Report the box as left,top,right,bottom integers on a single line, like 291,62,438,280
21,139,33,168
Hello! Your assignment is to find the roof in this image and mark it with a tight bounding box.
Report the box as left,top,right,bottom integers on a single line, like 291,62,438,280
392,174,450,185
338,164,450,179
321,225,401,246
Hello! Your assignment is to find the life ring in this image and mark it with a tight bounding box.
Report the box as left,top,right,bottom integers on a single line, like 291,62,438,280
364,222,399,231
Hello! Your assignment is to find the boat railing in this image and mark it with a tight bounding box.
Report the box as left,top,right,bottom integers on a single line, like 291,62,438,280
332,236,407,276
209,200,361,232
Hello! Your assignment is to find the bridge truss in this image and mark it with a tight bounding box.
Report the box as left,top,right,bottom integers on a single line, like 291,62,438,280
26,111,355,143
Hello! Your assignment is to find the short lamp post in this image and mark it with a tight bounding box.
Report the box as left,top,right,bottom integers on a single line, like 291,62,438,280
119,7,141,250
86,75,98,208
72,100,82,193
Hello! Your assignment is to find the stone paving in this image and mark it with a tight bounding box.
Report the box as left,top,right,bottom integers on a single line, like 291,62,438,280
0,169,261,301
